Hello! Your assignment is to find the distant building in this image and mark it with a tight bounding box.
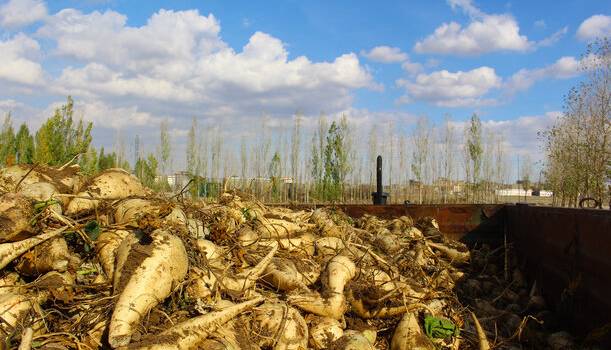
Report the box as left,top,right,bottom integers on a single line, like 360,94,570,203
532,190,553,197
495,188,532,197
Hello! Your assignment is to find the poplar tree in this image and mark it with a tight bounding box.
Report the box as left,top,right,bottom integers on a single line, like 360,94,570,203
0,113,16,166
15,123,34,164
159,119,171,175
35,96,92,166
466,113,483,201
186,117,198,174
411,116,430,204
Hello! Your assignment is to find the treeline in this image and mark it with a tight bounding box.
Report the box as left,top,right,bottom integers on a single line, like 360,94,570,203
179,109,515,204
0,97,130,175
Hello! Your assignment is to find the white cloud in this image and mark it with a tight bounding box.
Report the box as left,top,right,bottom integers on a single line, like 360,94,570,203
401,61,424,75
73,100,163,130
414,15,532,55
361,45,423,75
0,0,47,28
38,9,225,75
0,33,46,86
415,1,533,55
397,66,501,107
537,26,568,47
361,46,408,63
577,15,611,41
447,0,484,18
505,56,581,94
37,8,374,118
483,111,561,162
534,20,546,29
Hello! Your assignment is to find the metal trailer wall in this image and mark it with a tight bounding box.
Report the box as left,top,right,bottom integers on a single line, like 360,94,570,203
289,204,505,243
505,204,611,337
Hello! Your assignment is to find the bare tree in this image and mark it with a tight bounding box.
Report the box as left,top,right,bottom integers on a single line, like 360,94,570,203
113,128,127,168
494,132,508,201
387,120,394,202
240,136,248,180
411,116,430,204
159,119,171,175
441,115,456,202
466,113,483,202
199,125,209,180
521,154,532,200
367,128,378,189
211,125,222,182
186,117,198,174
399,133,408,202
290,113,302,182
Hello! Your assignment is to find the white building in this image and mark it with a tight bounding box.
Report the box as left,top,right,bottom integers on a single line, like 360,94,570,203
495,188,532,197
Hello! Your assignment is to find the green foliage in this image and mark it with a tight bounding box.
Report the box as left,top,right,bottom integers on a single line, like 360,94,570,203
0,113,16,166
467,113,483,184
135,153,159,189
186,117,198,175
80,147,99,175
159,119,171,174
15,123,34,164
322,120,350,201
35,96,93,166
269,151,281,201
543,38,611,205
97,147,116,171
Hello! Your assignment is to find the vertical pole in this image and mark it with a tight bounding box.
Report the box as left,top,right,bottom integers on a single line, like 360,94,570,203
372,155,388,205
376,155,383,196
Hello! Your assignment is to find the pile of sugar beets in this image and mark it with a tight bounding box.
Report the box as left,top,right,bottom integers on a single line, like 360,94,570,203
0,164,581,349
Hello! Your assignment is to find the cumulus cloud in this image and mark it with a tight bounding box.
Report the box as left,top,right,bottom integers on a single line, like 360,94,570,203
0,33,46,86
505,56,581,94
414,14,532,55
396,66,501,107
361,45,423,75
415,0,533,55
361,46,408,63
38,9,225,74
73,100,164,130
416,0,565,55
0,0,47,28
34,8,375,122
577,15,611,41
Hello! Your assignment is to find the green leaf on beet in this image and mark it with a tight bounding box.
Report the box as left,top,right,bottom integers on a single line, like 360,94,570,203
84,220,100,241
425,315,459,339
33,199,61,212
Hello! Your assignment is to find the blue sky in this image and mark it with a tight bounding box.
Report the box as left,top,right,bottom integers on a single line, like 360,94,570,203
0,0,610,179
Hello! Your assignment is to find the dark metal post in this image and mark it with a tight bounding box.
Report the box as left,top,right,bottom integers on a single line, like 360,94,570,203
372,155,388,205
